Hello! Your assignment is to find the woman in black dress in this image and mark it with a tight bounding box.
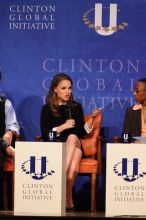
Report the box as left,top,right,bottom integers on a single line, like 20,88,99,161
40,73,101,210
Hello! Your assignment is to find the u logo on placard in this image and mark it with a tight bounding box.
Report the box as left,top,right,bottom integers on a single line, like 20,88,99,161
122,133,129,140
21,156,55,180
122,158,138,177
113,158,146,182
82,3,128,36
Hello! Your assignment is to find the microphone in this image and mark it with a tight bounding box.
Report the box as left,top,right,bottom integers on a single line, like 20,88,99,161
67,100,72,119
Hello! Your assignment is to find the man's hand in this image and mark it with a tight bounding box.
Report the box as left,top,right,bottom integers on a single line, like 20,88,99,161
3,130,13,145
5,145,15,157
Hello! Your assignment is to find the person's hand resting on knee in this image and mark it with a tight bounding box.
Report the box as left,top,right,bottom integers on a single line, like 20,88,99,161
0,138,15,157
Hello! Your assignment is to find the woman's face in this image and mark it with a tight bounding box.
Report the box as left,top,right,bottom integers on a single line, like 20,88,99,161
134,81,146,103
54,79,72,104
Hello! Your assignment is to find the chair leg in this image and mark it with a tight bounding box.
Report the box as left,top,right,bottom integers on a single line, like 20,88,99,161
3,172,14,210
91,173,96,212
3,173,8,210
12,172,14,210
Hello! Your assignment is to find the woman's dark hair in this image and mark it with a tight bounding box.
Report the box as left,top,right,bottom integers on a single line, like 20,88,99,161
45,73,74,116
138,78,146,89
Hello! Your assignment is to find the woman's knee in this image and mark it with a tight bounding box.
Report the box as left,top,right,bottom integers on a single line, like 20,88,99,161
67,134,78,142
66,134,80,146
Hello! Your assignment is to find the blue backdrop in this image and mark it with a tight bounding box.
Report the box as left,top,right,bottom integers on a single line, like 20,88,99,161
0,0,146,210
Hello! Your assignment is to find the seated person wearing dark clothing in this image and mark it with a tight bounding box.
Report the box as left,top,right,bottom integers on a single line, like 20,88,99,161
0,138,15,167
0,71,19,209
0,139,15,210
40,73,101,210
123,78,146,137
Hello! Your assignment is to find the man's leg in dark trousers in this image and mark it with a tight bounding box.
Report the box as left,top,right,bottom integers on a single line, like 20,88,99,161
0,148,5,209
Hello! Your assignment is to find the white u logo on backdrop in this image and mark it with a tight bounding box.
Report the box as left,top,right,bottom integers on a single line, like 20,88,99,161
95,3,117,36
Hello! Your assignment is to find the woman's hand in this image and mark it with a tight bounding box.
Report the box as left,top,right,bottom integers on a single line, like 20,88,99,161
65,119,75,129
91,108,102,119
55,119,75,134
86,108,102,130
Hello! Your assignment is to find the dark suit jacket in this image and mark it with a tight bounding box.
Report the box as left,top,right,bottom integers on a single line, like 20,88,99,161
123,106,141,136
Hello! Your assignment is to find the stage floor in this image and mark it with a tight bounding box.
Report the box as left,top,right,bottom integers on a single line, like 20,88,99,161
0,210,146,220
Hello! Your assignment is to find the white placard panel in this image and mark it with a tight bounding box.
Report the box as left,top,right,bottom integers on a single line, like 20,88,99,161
106,143,146,217
14,142,66,216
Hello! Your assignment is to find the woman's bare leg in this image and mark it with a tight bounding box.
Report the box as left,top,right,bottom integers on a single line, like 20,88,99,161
66,134,82,208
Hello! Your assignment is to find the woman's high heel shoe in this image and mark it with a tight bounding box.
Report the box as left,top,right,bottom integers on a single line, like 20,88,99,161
66,206,76,211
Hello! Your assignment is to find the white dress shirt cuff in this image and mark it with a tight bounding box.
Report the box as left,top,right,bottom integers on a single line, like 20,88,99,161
84,123,93,134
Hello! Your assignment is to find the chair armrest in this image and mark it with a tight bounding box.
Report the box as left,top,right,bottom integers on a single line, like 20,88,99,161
35,135,42,141
113,135,121,143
